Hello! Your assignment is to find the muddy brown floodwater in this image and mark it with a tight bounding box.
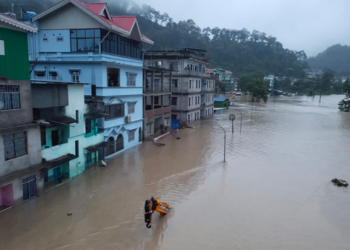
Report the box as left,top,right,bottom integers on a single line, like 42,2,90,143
1,95,350,250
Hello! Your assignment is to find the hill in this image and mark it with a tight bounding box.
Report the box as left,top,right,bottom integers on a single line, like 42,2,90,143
1,0,307,78
307,44,350,75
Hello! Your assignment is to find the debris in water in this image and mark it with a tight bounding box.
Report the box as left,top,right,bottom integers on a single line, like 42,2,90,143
67,212,73,216
144,197,172,229
332,178,348,187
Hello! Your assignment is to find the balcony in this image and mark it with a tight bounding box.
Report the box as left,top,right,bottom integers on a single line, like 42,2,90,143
145,106,172,117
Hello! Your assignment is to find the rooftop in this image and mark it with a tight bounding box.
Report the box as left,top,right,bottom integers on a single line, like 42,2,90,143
0,13,37,33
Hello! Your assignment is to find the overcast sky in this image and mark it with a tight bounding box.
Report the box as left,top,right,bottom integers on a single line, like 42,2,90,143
136,0,350,57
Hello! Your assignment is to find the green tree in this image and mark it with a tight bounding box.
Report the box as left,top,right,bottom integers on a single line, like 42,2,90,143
246,79,268,103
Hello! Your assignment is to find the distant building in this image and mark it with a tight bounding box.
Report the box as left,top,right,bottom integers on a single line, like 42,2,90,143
0,14,43,210
210,69,234,92
144,48,216,123
264,74,275,89
214,97,229,108
143,66,172,139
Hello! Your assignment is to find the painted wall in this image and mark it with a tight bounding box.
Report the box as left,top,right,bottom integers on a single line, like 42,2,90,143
38,3,105,30
0,27,30,80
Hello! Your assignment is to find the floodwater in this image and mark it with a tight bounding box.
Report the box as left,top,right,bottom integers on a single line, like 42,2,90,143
1,95,350,250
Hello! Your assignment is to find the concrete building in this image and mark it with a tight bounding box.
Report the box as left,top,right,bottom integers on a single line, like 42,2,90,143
31,81,107,185
0,14,43,210
26,0,153,158
144,48,215,123
264,74,275,89
143,67,172,139
210,69,234,92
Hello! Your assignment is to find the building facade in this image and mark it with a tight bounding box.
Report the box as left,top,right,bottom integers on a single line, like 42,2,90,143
0,15,43,209
144,48,215,123
31,81,107,185
26,0,153,158
209,68,234,92
143,67,172,139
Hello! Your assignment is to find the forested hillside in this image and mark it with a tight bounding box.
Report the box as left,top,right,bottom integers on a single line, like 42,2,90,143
1,0,307,77
307,44,350,75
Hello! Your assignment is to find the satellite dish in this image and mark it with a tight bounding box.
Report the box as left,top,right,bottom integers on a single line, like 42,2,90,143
0,100,4,110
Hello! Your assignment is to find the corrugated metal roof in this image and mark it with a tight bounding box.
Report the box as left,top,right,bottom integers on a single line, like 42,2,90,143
214,97,228,102
225,70,233,74
206,68,213,73
0,13,37,33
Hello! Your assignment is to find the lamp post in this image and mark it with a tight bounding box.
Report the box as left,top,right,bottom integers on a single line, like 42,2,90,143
213,124,226,162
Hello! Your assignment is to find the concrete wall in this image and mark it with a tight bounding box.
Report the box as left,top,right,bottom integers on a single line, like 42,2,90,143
0,126,42,177
31,84,69,108
0,79,34,127
0,170,44,206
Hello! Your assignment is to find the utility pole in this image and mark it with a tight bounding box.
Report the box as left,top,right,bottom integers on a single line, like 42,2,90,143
213,125,226,162
19,4,23,19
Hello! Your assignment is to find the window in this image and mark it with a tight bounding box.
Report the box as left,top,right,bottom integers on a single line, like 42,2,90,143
0,40,4,55
70,71,80,82
42,37,48,42
189,97,191,106
75,140,79,157
189,80,192,89
85,119,91,134
146,123,152,134
51,130,59,147
40,126,46,146
0,85,20,110
126,73,137,86
76,110,79,123
164,118,169,126
50,72,57,80
100,29,142,59
128,130,135,142
105,103,125,119
34,71,45,77
172,97,177,105
107,68,120,87
128,102,135,114
171,114,177,120
70,29,100,52
3,132,27,160
172,79,178,88
154,79,160,88
154,96,160,105
57,36,63,42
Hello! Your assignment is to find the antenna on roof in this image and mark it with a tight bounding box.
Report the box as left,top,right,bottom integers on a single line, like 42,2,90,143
18,4,23,19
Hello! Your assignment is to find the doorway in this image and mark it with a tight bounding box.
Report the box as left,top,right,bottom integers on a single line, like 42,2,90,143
0,184,14,209
22,176,37,201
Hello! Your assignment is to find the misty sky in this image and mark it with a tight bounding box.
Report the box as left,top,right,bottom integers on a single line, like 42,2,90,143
136,0,350,57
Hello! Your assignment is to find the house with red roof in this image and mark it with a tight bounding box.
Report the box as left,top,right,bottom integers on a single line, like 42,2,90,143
26,0,153,164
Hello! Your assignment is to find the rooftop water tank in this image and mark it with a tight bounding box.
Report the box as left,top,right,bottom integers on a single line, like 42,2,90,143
25,12,36,20
4,12,17,19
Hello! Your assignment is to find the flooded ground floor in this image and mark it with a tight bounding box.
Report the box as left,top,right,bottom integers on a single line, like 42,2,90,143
1,95,350,250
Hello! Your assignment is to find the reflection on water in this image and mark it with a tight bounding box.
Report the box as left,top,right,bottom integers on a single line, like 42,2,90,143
0,95,349,250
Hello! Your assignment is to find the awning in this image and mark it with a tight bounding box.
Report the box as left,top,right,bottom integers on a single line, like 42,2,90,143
48,116,77,126
85,142,108,153
85,113,110,120
44,154,77,170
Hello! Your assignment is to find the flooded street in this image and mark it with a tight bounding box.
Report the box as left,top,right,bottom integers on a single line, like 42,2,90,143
1,95,350,250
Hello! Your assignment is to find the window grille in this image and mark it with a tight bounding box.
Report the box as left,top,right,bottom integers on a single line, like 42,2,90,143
126,73,137,86
128,130,135,142
128,103,135,114
0,85,21,110
3,132,27,160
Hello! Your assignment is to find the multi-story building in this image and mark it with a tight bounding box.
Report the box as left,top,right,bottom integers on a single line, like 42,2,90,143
31,81,107,186
144,48,215,123
209,68,234,92
143,66,172,139
0,14,43,210
26,0,153,158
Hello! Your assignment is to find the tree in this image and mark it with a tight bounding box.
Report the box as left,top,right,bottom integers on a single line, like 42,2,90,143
246,79,268,103
317,72,333,103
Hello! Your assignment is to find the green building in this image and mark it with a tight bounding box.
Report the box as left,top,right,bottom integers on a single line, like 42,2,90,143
214,97,229,108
